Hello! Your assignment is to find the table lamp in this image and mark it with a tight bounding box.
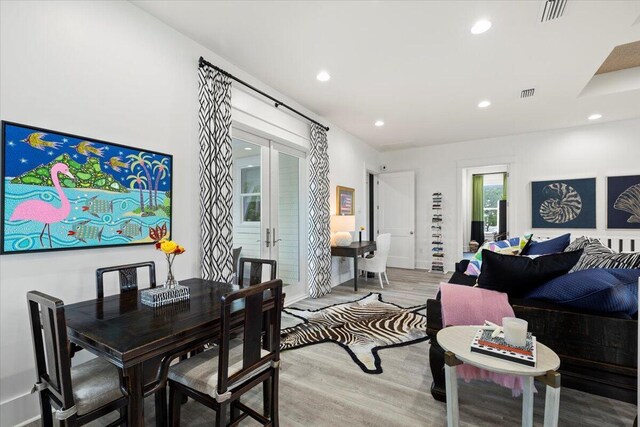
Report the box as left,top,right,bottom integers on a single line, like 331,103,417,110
331,215,355,246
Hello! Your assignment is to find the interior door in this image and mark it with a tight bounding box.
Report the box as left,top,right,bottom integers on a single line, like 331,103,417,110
378,171,415,269
232,128,306,295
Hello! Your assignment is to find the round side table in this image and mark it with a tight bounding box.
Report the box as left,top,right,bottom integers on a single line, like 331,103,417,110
437,325,561,427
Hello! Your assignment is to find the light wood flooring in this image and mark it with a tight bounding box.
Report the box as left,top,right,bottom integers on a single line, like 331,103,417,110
29,268,636,426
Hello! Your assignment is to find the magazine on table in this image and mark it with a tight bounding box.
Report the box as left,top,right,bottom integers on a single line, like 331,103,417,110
470,328,537,367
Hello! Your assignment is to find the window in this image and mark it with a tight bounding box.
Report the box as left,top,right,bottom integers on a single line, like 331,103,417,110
482,173,504,233
241,166,260,222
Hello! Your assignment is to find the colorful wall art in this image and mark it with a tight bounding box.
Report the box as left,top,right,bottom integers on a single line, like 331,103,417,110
336,185,355,216
531,178,596,229
607,175,640,229
1,122,172,254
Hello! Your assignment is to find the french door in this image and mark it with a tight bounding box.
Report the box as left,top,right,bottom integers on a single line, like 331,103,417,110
231,128,306,296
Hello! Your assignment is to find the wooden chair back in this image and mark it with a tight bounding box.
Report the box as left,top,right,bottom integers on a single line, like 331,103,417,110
238,258,277,288
27,291,74,411
232,247,243,277
217,279,283,395
96,261,156,298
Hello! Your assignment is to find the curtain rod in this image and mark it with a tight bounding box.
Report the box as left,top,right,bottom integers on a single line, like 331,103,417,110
199,56,329,132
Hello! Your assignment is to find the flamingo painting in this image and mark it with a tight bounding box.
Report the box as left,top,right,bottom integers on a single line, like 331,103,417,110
9,163,75,248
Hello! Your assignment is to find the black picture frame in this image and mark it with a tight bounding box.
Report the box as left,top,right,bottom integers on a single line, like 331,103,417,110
607,174,640,229
1,121,173,255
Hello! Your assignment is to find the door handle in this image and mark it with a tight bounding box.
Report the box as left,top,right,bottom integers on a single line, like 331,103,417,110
272,228,282,246
266,228,271,248
409,231,414,235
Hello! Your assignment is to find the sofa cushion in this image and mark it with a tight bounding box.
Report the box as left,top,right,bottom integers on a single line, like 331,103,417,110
464,234,533,276
564,236,598,252
477,249,583,298
523,233,570,255
526,269,640,315
569,242,640,272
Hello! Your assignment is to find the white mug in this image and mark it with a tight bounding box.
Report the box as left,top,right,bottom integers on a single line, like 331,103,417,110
502,317,528,347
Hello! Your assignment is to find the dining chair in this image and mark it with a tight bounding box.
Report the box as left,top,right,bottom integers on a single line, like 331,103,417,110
232,247,242,277
167,279,283,426
238,258,277,288
359,233,391,288
96,261,156,299
27,291,129,427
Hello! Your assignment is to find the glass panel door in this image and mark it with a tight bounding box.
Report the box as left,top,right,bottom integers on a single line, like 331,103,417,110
231,127,306,294
272,151,300,287
231,133,269,264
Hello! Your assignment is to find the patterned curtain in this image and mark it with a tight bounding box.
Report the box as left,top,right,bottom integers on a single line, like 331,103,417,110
198,65,233,282
308,124,332,298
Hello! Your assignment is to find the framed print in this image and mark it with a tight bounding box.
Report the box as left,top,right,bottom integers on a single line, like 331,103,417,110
531,178,596,228
607,174,640,229
1,121,173,254
336,185,355,216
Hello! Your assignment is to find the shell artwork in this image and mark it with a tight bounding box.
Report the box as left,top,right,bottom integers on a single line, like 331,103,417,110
614,183,640,223
539,182,582,224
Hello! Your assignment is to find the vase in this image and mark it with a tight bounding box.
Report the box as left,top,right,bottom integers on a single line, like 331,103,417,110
164,263,179,288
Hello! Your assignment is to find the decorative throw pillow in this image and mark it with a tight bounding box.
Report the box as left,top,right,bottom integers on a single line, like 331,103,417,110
564,236,598,252
477,249,583,298
523,233,571,256
464,234,533,276
569,242,640,273
526,269,640,315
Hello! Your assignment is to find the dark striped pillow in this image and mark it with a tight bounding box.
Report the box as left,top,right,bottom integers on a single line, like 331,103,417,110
570,242,640,272
564,236,598,252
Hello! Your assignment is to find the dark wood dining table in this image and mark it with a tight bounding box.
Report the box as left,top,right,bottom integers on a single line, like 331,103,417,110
65,278,273,426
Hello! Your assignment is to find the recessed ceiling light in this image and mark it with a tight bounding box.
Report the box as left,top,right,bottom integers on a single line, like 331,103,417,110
471,19,492,35
244,147,252,151
374,120,385,127
316,71,331,82
588,113,602,120
478,100,491,108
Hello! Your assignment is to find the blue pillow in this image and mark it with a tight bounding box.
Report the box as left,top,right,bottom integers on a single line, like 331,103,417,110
526,268,640,315
524,233,571,255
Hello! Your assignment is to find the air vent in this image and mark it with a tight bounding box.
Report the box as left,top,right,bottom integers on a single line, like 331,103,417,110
540,0,567,22
520,88,535,98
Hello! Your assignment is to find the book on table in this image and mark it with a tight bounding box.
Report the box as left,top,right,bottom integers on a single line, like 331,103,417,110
470,328,537,367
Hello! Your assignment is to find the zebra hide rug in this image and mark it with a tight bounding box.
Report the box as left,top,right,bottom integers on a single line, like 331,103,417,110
280,293,428,374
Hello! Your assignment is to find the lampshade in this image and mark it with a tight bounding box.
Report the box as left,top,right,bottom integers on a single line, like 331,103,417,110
331,215,356,232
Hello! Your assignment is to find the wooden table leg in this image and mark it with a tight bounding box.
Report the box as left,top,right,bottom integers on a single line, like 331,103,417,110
125,364,145,426
353,255,358,292
444,352,461,427
522,376,534,427
542,371,561,427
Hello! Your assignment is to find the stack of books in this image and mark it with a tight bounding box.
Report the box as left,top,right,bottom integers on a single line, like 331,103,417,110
470,328,537,367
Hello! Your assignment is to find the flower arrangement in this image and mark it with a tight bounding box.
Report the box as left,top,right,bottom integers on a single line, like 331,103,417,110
155,239,185,287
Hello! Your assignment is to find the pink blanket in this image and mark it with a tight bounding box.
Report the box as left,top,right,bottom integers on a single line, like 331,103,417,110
440,283,527,396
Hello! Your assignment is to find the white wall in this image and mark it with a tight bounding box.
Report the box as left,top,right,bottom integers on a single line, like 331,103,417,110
381,118,640,272
328,127,382,286
0,1,379,425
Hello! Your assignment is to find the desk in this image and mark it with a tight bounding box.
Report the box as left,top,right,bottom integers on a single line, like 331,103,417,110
65,279,276,426
331,241,377,292
437,326,561,427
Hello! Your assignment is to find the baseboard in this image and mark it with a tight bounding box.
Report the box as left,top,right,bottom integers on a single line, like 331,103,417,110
283,293,307,307
0,389,39,427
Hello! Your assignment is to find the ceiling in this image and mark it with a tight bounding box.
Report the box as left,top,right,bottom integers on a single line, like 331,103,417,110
133,1,640,150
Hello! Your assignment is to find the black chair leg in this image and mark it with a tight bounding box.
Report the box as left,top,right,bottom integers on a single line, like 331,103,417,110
168,385,181,426
155,388,167,427
119,406,128,427
216,402,228,427
271,369,279,427
230,400,240,423
263,378,272,417
39,393,53,427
